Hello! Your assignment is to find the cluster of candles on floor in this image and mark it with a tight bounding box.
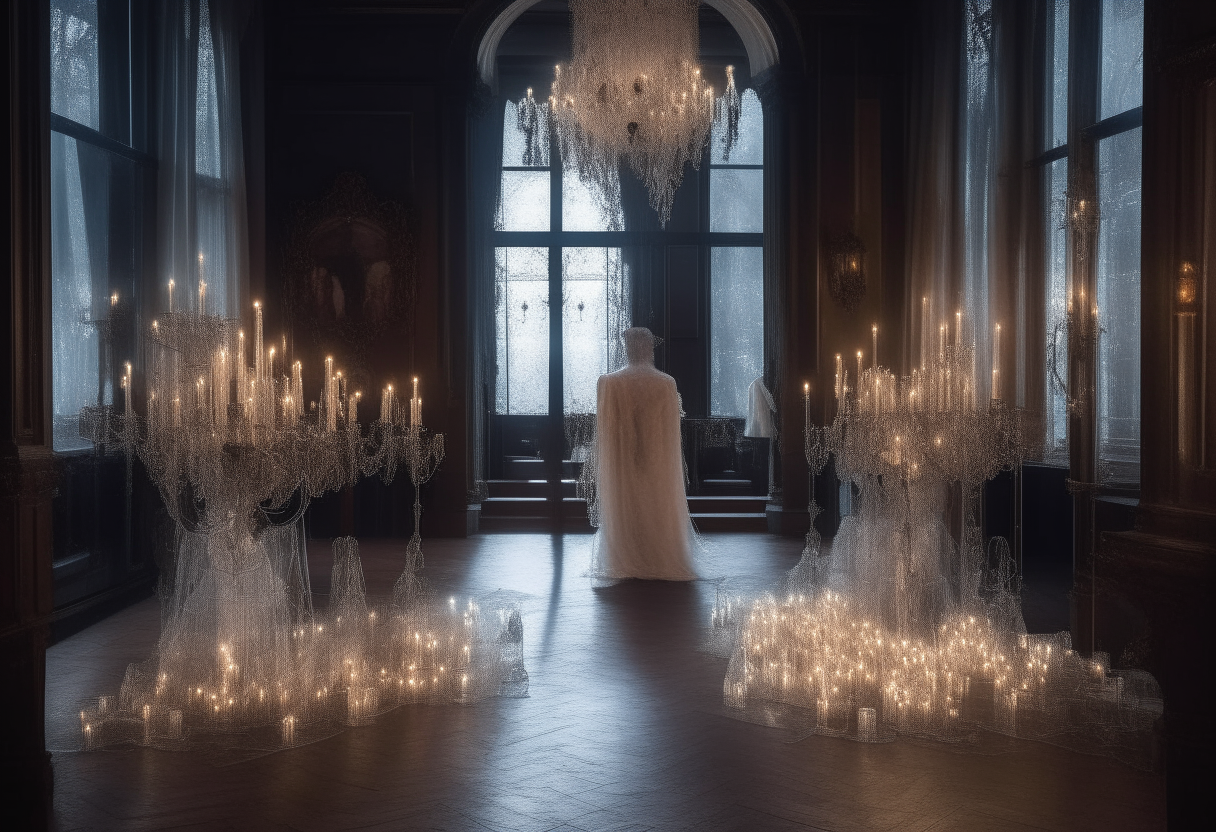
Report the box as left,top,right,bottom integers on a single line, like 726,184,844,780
725,309,1160,747
722,592,1147,742
79,592,506,749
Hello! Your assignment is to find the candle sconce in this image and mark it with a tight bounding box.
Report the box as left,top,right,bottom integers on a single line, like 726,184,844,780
826,232,867,313
1176,261,1199,465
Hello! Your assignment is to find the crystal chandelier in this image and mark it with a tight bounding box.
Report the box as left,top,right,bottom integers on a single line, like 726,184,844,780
548,0,737,226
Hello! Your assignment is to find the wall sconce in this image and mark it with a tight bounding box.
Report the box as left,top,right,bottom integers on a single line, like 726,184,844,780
1176,261,1198,465
827,232,866,313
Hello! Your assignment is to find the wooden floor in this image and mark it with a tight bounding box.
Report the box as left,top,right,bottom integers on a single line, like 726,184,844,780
46,533,1165,831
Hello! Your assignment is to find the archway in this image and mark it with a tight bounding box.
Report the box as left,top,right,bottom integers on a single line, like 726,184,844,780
475,0,780,90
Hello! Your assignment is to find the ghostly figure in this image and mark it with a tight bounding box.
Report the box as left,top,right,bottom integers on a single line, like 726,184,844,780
590,327,697,581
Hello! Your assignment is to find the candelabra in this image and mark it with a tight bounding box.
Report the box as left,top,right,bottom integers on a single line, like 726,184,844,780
722,317,1160,765
74,301,526,755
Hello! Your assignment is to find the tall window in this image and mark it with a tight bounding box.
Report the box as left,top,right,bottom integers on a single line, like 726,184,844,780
709,90,764,418
493,82,765,421
50,0,150,451
1037,0,1143,483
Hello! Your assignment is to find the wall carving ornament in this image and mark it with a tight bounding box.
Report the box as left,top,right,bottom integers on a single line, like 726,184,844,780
283,173,416,375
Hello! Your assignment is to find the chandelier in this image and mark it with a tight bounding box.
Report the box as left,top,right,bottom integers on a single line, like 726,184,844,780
547,0,739,226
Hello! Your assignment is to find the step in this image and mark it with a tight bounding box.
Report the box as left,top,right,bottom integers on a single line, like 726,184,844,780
486,479,578,498
502,457,585,479
698,478,756,495
687,495,769,514
691,512,769,532
479,514,595,533
481,496,588,518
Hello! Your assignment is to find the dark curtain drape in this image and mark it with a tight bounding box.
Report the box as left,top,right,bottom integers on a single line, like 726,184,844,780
467,89,505,502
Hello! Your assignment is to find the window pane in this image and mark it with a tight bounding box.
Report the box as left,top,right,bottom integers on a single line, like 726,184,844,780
1049,0,1069,149
562,248,628,413
563,167,623,232
1100,0,1143,120
51,132,106,451
502,99,549,167
1045,157,1069,459
498,170,550,232
1097,127,1141,483
710,169,763,233
710,247,763,418
710,89,763,165
51,0,100,130
496,247,550,415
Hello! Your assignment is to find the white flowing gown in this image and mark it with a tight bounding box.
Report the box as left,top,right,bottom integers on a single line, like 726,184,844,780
589,337,697,581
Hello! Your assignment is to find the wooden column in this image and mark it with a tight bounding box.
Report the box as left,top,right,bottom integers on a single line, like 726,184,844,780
1,1,56,827
1099,3,1216,825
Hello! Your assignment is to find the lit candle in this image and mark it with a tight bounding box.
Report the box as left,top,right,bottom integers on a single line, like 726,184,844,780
168,279,174,314
856,351,863,391
955,310,962,347
237,331,247,416
803,382,810,434
835,354,843,399
268,347,276,383
920,297,929,370
292,361,303,418
991,323,1001,401
254,303,264,382
871,325,878,371
351,391,361,426
324,357,335,431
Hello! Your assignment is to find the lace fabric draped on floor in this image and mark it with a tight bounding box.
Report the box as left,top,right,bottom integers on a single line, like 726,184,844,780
588,328,697,582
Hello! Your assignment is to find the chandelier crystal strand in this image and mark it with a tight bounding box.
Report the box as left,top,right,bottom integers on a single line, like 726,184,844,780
550,0,737,226
72,300,527,755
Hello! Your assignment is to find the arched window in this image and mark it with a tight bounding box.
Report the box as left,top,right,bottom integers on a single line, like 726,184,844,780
492,85,765,420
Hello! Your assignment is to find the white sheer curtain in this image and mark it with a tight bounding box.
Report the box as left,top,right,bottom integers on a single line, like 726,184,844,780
906,0,1044,417
156,0,249,319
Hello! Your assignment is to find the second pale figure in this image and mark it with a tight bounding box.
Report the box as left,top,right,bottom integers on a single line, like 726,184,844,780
590,327,698,581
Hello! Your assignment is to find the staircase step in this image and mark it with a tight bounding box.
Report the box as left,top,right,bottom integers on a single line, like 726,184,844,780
479,514,594,533
481,496,587,518
687,495,769,514
501,458,585,479
487,479,578,498
699,478,756,495
691,512,769,532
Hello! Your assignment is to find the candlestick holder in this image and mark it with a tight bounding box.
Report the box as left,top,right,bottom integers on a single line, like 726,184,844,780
725,314,1160,765
74,304,523,756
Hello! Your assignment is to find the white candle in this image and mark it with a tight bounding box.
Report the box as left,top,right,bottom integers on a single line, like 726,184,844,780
237,331,247,418
324,357,336,431
292,361,304,418
871,325,878,371
197,253,205,316
920,297,929,370
254,303,264,382
955,310,962,348
991,323,1001,401
834,354,842,399
168,279,174,314
856,351,863,392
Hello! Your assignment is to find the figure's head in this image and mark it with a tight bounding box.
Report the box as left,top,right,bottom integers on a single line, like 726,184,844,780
622,327,657,365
